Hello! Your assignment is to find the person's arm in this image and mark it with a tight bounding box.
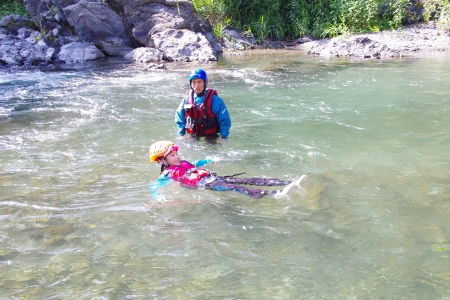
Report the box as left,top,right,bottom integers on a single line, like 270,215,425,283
192,158,212,167
150,173,172,200
211,94,231,138
175,98,187,136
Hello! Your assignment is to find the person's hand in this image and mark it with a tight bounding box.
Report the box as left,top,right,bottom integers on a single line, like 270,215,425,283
205,156,221,163
200,158,213,164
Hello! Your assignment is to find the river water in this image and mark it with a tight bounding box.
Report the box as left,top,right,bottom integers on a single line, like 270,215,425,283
1,51,449,299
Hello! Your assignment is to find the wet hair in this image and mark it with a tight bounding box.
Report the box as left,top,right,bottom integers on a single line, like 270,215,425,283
160,160,169,174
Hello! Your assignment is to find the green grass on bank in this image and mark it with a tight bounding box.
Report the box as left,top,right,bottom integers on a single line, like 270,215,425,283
193,0,450,41
2,0,449,43
0,0,30,19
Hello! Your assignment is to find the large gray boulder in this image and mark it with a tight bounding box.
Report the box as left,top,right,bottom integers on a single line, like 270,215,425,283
0,15,38,34
0,35,49,66
126,47,165,64
0,15,54,66
152,29,217,62
16,0,222,66
221,29,257,51
62,0,134,56
58,42,105,63
123,0,212,45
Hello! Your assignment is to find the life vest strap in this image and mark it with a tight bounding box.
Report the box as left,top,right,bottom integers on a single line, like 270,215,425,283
217,172,246,179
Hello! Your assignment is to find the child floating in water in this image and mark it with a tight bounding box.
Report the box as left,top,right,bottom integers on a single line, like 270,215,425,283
149,140,307,199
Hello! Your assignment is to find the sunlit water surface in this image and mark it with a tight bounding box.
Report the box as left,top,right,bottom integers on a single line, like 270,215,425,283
1,51,449,299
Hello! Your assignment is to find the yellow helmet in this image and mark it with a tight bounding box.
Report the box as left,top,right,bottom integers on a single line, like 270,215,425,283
149,141,178,162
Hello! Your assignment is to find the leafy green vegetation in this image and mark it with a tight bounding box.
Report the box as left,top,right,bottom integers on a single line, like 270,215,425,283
192,0,450,40
0,0,30,19
423,0,450,29
1,0,449,41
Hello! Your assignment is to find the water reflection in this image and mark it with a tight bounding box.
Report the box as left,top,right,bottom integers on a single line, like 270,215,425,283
0,52,449,298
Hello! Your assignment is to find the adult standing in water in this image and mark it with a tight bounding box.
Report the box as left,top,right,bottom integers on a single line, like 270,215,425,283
175,68,231,139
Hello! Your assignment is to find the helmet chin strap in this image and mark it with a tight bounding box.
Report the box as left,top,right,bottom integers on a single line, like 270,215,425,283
159,158,169,173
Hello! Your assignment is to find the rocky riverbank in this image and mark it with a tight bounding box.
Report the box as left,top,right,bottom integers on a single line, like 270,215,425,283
1,0,450,69
299,21,450,58
0,0,221,68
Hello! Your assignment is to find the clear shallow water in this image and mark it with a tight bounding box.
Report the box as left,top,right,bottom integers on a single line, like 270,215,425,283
1,52,449,299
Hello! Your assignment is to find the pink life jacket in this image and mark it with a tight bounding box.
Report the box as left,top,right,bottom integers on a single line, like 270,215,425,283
164,160,211,187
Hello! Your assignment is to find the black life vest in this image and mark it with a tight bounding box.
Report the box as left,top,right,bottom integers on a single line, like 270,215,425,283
184,89,219,136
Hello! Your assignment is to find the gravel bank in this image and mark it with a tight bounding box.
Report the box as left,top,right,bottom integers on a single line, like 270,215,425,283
300,22,450,58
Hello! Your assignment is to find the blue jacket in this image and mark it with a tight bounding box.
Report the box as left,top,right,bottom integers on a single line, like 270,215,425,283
150,159,211,200
175,89,231,138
